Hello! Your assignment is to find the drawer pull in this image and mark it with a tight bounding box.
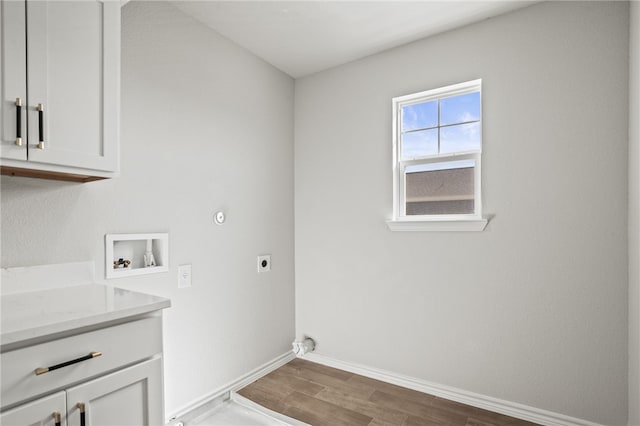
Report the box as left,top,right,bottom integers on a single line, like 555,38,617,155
34,351,102,375
77,403,86,426
15,98,22,146
53,412,61,426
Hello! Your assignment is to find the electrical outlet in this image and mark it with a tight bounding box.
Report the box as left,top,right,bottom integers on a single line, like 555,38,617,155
178,264,192,288
257,255,271,273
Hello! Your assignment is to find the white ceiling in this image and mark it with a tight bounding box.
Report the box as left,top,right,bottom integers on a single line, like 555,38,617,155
171,1,537,78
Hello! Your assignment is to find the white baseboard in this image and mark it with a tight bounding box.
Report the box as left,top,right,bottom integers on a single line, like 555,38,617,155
166,351,295,424
303,353,604,426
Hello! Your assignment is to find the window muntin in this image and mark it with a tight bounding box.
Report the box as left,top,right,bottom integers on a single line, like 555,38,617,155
393,80,482,221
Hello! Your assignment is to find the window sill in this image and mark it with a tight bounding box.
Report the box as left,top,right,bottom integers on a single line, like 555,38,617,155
386,218,488,232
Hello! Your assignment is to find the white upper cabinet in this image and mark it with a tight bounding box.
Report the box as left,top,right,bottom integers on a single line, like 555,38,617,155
0,0,27,162
0,0,120,182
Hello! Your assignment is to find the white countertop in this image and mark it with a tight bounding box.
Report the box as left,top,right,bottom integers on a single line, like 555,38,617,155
1,284,171,349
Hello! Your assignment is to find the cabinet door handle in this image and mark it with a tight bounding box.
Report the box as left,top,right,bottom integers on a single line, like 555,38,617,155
52,412,61,426
37,103,44,149
34,351,102,375
77,403,86,426
15,98,22,146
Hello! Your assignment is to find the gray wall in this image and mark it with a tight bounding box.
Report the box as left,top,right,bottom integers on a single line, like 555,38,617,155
0,2,295,418
629,2,639,425
294,2,629,424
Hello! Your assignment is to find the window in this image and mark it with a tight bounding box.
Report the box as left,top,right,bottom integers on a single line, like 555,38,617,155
388,79,487,231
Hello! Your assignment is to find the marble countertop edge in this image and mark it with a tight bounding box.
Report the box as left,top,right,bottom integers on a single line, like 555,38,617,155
0,284,171,350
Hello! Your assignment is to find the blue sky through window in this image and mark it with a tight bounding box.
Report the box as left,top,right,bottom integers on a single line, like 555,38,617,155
401,90,480,159
441,122,480,153
440,92,480,126
402,100,437,131
402,129,438,157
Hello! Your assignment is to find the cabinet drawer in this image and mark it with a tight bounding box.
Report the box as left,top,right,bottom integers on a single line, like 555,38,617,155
1,316,162,409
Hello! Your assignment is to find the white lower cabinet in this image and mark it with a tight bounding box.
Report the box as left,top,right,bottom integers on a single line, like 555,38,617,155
1,314,166,426
0,391,66,426
66,358,163,426
1,358,162,426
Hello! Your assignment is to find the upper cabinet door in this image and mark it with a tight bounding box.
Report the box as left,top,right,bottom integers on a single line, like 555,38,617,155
0,0,28,161
26,0,119,172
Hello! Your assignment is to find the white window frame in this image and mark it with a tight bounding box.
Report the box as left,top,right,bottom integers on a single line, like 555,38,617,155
388,79,488,232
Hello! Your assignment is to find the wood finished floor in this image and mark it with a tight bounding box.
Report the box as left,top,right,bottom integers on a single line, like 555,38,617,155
237,358,539,426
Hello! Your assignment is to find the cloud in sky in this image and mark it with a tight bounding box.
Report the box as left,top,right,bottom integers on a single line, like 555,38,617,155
440,91,480,125
402,128,438,157
440,122,480,154
402,100,437,131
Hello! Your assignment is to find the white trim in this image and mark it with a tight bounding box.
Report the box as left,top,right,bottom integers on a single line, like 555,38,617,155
387,218,488,232
166,351,295,424
394,79,482,105
302,353,604,426
402,152,479,165
232,393,311,426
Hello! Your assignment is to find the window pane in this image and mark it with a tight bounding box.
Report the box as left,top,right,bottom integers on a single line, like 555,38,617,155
402,100,437,131
440,92,480,126
401,128,438,158
405,160,475,215
440,122,481,154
